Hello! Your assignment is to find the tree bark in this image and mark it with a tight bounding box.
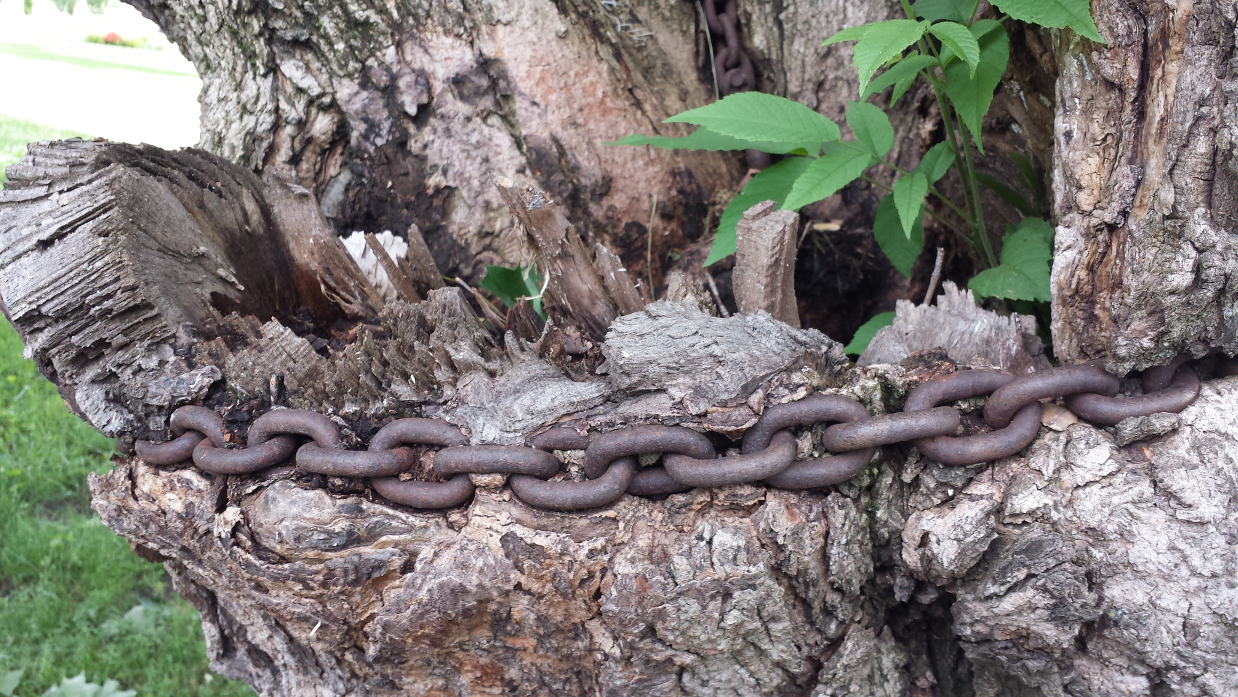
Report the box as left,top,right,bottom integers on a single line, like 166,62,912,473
1,0,1236,693
1050,0,1238,373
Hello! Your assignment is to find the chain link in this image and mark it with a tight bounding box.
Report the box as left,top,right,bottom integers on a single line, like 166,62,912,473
694,0,770,171
136,356,1211,511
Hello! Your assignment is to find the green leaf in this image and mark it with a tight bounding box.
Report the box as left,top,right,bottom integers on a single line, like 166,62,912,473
988,0,1104,42
861,53,938,102
480,265,543,308
930,21,981,76
664,93,840,152
845,311,896,356
0,670,21,697
968,218,1054,302
873,194,924,276
968,18,1005,40
913,141,956,184
782,145,873,212
1012,215,1055,246
850,20,928,93
706,157,813,265
976,172,1035,216
607,128,803,154
945,24,1009,151
846,101,894,158
822,24,872,45
911,0,973,23
892,172,929,238
1009,152,1044,206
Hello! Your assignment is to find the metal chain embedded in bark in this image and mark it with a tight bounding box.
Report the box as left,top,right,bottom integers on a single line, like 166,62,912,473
695,0,771,171
136,358,1201,511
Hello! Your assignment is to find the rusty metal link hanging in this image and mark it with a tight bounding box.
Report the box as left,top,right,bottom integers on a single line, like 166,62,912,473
695,0,770,170
136,355,1213,512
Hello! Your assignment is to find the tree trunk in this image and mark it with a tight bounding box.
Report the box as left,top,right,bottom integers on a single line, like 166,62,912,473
1050,0,1238,373
0,0,1235,695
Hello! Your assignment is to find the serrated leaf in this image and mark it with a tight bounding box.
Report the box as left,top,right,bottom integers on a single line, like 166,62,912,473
892,172,929,238
873,194,924,276
945,24,1008,151
846,101,894,158
1009,152,1043,206
706,157,812,265
913,141,956,184
851,20,928,93
665,93,840,152
1012,215,1055,246
988,0,1104,42
861,53,938,102
822,24,871,45
911,0,973,23
480,265,542,308
845,311,896,356
968,18,1005,40
607,128,802,154
0,670,21,697
976,172,1034,215
782,145,873,212
930,21,981,76
968,219,1053,302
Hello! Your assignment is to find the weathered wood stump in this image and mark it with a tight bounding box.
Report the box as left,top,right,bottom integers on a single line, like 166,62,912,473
2,138,1237,696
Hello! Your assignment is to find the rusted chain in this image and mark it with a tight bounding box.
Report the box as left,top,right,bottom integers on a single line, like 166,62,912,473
664,430,796,487
583,426,715,479
133,406,224,465
823,407,960,452
743,395,876,489
905,370,1041,466
194,436,297,475
1065,364,1200,426
136,354,1207,512
510,457,637,511
434,446,561,479
984,364,1119,429
368,419,474,509
514,427,637,509
1140,354,1192,393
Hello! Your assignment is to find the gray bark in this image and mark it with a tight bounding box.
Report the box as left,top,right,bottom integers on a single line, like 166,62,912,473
0,0,1234,691
1,139,1236,697
1050,0,1238,372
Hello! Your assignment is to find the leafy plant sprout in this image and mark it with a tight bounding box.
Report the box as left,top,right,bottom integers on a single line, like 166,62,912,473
610,0,1103,354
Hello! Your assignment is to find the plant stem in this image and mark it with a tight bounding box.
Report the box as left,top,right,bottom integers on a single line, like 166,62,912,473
923,68,987,262
960,133,998,267
860,175,973,243
878,156,974,223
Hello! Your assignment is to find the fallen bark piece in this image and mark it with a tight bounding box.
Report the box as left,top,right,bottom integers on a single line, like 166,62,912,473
592,243,650,315
732,200,800,327
401,224,445,294
495,178,618,341
602,301,848,414
859,282,1050,373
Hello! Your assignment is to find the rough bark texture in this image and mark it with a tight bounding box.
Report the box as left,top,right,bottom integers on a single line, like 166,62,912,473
2,0,1236,690
733,201,800,328
860,282,1051,374
118,0,982,340
2,138,1236,696
1051,0,1238,372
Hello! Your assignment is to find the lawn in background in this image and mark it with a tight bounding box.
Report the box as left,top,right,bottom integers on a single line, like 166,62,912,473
0,115,86,182
0,322,255,697
0,122,252,697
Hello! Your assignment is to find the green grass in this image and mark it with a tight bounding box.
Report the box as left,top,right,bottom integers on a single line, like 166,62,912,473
0,248,252,692
0,43,196,77
0,115,87,183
